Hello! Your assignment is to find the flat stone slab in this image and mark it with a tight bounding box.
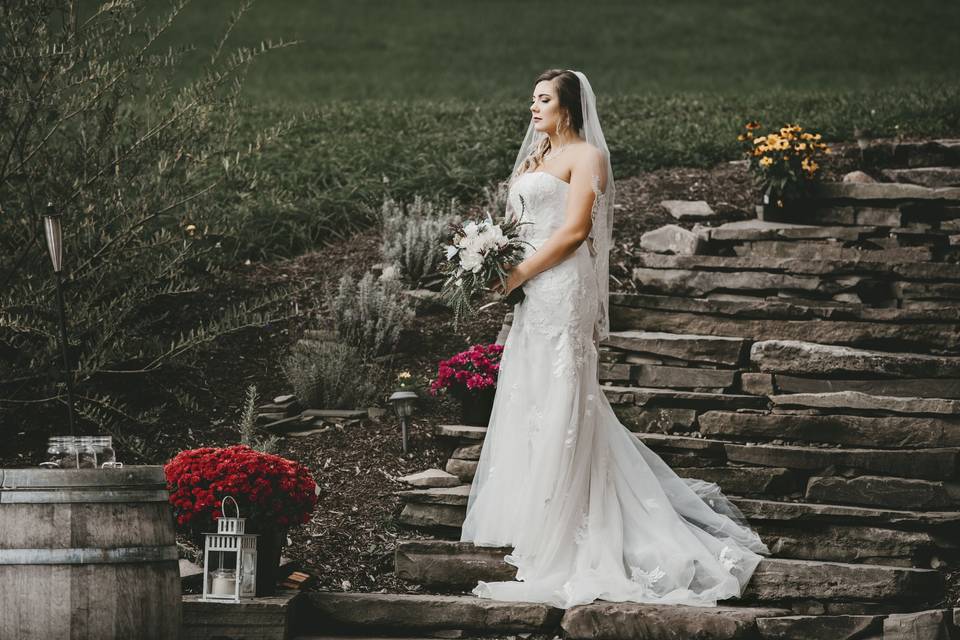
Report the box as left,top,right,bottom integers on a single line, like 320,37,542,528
732,497,960,527
397,491,960,532
813,182,960,202
634,252,960,281
675,466,803,496
397,484,471,505
699,410,960,448
303,592,562,633
756,522,940,565
603,330,747,367
660,199,717,220
806,475,960,510
562,602,791,640
611,291,960,323
632,266,850,297
640,224,704,255
703,219,876,242
397,469,461,488
724,441,958,481
751,340,960,378
883,608,954,639
756,614,883,639
398,503,465,528
613,307,960,353
884,167,960,188
774,374,960,400
182,592,300,640
394,541,943,605
769,391,960,415
614,406,698,433
436,425,488,440
602,385,768,410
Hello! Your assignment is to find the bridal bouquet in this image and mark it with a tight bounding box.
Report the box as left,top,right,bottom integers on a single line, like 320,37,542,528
440,195,530,327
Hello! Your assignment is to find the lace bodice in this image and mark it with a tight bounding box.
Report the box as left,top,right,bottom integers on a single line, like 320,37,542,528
508,171,572,246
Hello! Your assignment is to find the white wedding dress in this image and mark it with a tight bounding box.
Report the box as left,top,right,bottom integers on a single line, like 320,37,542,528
459,169,771,609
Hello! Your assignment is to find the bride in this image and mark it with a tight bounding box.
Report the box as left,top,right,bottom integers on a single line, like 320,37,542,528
459,68,770,609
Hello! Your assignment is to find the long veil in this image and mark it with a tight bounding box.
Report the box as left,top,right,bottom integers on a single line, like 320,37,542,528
508,69,615,343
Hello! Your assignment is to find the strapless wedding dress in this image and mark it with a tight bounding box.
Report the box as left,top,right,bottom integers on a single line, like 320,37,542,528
459,170,770,609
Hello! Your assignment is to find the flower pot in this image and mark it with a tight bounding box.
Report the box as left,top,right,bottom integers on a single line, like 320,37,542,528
252,525,287,597
458,387,496,426
755,198,806,223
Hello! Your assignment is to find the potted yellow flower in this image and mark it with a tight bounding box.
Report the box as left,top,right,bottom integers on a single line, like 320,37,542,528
739,121,831,218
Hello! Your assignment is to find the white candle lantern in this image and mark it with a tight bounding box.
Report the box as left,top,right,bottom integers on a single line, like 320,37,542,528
202,496,259,602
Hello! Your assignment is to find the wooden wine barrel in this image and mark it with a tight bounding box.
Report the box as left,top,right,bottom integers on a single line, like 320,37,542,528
0,466,182,639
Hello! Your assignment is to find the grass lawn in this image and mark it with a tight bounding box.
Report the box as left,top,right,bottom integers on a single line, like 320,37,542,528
157,0,960,104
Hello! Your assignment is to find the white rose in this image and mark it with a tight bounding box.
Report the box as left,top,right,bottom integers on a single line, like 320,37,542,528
459,250,484,273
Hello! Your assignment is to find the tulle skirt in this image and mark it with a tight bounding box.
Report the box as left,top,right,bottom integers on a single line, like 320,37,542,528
459,249,770,609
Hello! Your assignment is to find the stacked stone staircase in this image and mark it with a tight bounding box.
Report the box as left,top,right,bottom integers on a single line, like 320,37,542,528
294,140,960,639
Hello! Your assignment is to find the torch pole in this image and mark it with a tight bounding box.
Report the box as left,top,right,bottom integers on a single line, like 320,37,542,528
54,269,76,436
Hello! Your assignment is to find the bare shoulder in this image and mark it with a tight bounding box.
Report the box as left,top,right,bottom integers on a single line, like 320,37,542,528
571,141,603,163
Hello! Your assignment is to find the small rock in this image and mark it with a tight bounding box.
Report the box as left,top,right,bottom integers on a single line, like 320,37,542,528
640,224,703,255
842,170,876,183
660,200,717,220
273,394,296,404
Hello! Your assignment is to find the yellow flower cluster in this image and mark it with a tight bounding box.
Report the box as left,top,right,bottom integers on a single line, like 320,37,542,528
743,122,830,177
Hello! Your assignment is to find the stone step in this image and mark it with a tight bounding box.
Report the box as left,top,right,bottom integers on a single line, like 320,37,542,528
601,386,769,411
853,138,960,169
393,541,944,611
611,292,960,324
396,488,958,567
300,592,562,635
806,475,960,510
599,362,736,390
561,602,792,640
884,167,960,188
398,486,960,529
773,374,960,400
602,330,748,367
613,305,960,354
751,340,960,378
397,468,461,488
435,427,960,482
812,182,960,203
699,219,880,243
733,242,933,262
634,252,960,282
768,390,960,416
698,409,960,449
610,294,960,356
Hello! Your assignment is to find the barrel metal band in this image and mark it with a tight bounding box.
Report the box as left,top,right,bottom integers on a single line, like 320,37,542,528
0,545,178,565
0,489,170,504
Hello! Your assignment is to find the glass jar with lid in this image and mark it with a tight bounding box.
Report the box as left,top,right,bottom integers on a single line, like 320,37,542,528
45,436,77,468
92,435,116,467
76,436,97,469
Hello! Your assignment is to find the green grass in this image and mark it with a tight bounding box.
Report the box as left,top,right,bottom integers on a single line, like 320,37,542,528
158,0,960,104
142,0,960,259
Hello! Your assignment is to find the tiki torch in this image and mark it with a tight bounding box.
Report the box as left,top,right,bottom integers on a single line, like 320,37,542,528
44,203,76,435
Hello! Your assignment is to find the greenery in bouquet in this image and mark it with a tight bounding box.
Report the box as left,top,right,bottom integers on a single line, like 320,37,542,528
440,196,531,328
165,445,318,534
739,121,832,207
429,343,504,399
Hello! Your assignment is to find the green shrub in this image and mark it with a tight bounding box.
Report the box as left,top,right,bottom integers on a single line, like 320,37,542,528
282,341,383,410
0,0,298,433
381,195,460,287
329,270,414,359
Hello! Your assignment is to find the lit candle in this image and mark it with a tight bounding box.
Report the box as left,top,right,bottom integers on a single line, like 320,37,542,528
211,570,236,596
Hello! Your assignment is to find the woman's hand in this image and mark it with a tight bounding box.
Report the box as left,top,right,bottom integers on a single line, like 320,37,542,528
490,263,526,296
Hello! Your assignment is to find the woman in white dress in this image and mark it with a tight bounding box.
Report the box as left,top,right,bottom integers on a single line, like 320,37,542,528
459,68,770,609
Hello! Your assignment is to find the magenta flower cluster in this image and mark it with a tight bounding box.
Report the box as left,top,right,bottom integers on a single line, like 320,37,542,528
430,343,504,397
